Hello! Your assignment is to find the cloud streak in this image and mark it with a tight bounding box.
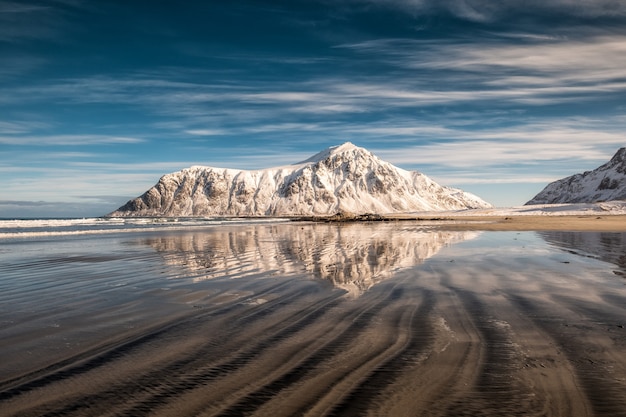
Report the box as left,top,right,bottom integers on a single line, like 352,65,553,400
6,33,626,126
339,35,626,88
351,0,626,22
0,0,83,43
0,134,146,146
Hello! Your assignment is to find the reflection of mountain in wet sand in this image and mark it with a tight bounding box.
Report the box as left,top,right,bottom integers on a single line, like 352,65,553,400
143,223,479,296
539,231,626,274
4,229,626,416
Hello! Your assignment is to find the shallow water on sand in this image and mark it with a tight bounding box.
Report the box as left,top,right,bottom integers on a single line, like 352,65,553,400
1,222,625,416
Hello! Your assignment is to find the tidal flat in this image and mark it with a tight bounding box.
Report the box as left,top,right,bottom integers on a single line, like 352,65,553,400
1,221,625,416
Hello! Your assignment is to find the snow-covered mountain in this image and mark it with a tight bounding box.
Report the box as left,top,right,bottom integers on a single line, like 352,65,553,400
108,142,491,217
526,147,626,205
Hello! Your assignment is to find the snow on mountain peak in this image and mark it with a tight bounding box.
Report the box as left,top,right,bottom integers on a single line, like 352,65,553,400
526,147,626,205
332,141,358,152
299,141,370,164
108,143,492,217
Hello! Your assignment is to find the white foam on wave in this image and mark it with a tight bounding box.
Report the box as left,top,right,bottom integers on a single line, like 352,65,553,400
0,217,290,239
0,227,153,239
0,218,107,228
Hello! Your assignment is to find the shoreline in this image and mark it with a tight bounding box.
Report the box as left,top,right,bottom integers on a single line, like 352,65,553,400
103,200,626,232
391,214,626,231
6,212,624,233
296,213,626,231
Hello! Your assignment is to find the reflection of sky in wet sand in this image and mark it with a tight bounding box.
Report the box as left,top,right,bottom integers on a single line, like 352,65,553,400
141,223,480,297
421,231,626,309
2,225,626,415
539,231,626,275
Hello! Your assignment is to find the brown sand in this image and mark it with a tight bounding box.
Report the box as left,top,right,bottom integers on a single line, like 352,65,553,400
1,221,625,416
304,211,626,231
411,214,626,232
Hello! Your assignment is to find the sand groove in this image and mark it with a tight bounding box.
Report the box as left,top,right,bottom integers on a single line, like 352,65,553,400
210,284,410,416
2,226,626,416
441,287,538,416
2,282,344,416
323,289,435,417
508,294,626,417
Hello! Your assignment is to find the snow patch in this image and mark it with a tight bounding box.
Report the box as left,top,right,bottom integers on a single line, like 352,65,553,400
425,200,626,216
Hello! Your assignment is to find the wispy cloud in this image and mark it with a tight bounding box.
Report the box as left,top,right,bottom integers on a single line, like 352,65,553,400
339,35,626,88
5,67,621,130
349,0,626,22
376,140,608,168
9,30,624,121
0,54,46,80
0,0,73,43
0,134,145,145
184,129,228,136
1,162,179,208
242,123,323,133
0,120,50,134
0,199,50,207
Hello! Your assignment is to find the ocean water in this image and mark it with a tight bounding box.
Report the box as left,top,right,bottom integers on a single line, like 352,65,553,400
1,219,625,416
0,217,286,239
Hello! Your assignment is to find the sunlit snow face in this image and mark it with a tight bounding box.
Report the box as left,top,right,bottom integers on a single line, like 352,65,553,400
528,148,626,204
109,143,491,217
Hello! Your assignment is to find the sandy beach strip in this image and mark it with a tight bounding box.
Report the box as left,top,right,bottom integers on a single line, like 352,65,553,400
305,213,626,231
297,203,626,231
409,214,626,231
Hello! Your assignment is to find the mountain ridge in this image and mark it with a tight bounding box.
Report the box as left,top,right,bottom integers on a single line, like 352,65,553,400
108,142,492,217
526,147,626,205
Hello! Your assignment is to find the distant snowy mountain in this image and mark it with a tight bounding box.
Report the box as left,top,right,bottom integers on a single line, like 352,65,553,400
526,147,626,205
108,142,492,217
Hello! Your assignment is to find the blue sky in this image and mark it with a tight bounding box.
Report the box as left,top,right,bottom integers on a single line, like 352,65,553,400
1,0,626,217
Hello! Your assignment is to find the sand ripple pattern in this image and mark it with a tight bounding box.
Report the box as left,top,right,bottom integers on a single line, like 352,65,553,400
1,225,625,416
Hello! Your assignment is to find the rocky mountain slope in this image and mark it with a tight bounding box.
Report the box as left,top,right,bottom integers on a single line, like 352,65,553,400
109,142,491,217
526,147,626,205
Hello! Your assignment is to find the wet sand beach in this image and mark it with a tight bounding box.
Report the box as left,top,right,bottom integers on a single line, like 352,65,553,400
424,214,626,232
1,220,626,416
357,213,626,232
